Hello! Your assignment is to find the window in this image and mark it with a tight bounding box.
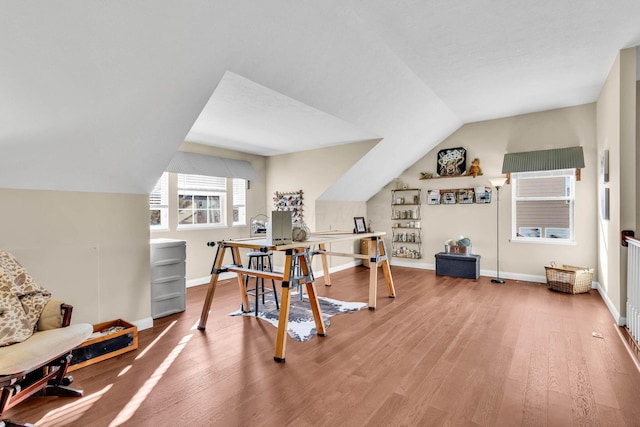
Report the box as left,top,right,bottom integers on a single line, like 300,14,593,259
511,169,575,243
177,174,226,228
150,172,169,230
232,178,246,226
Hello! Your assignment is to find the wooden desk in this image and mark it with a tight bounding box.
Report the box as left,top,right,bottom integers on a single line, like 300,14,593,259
197,231,395,362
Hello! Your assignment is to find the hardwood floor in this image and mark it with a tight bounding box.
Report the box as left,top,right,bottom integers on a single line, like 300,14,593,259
6,266,640,426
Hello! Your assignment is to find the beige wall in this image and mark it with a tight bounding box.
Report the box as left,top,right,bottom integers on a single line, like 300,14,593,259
368,103,598,280
596,47,637,321
150,142,268,283
0,189,151,326
266,140,377,269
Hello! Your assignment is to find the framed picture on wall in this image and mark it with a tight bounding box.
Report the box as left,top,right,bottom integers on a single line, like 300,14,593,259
601,187,610,220
436,147,467,177
600,150,609,183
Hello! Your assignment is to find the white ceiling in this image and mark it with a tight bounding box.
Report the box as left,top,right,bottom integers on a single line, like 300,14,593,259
1,2,639,200
186,71,380,156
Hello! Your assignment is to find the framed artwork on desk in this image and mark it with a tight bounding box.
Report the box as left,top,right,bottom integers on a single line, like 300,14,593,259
354,217,367,234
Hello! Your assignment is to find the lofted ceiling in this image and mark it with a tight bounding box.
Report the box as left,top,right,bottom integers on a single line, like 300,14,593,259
1,1,639,201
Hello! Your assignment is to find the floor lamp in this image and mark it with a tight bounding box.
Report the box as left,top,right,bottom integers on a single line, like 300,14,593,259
489,177,507,284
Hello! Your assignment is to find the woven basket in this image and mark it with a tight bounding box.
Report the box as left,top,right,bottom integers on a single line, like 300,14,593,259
545,264,594,294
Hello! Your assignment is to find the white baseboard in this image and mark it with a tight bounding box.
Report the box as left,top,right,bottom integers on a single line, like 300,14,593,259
596,281,625,325
132,317,153,331
187,272,236,288
389,259,546,283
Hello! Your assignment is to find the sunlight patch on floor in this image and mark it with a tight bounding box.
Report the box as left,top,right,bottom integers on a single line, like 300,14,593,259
117,365,132,377
135,320,177,360
34,384,113,427
108,333,194,427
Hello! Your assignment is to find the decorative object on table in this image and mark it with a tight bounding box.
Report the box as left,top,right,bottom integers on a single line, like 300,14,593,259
268,210,293,246
468,158,483,177
273,189,304,223
489,177,508,283
545,262,594,294
353,216,367,234
229,294,367,342
419,171,434,180
292,222,311,242
250,214,268,237
437,147,467,177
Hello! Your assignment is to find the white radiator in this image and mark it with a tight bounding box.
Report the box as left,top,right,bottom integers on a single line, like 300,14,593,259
627,237,640,341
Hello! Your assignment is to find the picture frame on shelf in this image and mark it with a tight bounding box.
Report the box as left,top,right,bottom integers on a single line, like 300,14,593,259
354,217,367,234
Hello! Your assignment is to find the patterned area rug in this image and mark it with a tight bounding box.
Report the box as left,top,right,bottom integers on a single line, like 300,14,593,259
229,292,367,341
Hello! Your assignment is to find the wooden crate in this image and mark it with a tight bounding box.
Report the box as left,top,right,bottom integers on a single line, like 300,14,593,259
69,319,138,371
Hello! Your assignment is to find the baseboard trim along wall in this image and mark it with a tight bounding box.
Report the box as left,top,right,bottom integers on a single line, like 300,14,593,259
132,317,154,331
596,281,624,325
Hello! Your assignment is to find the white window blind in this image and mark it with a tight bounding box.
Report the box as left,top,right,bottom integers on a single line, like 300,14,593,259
232,178,246,225
150,172,169,229
177,174,226,191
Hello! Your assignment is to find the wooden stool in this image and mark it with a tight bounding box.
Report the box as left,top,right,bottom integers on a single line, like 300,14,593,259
245,251,279,316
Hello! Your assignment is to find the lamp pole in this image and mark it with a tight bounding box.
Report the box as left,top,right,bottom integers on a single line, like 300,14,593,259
489,177,507,284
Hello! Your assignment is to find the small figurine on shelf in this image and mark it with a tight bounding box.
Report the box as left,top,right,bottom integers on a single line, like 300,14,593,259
468,158,483,178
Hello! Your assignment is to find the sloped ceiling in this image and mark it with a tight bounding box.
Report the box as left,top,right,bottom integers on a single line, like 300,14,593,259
1,2,639,201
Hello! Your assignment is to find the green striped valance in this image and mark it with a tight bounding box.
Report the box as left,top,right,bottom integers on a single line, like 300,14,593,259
502,146,585,173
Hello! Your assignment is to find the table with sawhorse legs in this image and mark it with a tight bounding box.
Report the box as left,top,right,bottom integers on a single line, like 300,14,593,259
197,231,396,362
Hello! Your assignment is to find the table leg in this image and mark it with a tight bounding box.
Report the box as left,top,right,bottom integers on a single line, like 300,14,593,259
274,250,294,362
318,243,331,286
299,248,326,336
231,246,251,312
378,238,396,298
305,281,326,336
367,238,378,309
198,244,227,330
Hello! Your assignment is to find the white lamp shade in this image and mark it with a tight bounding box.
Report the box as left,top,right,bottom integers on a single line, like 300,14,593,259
489,177,507,188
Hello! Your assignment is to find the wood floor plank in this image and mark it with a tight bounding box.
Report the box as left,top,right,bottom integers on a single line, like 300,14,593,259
6,266,640,426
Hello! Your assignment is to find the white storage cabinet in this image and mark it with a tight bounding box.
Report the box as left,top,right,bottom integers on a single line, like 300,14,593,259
150,239,186,319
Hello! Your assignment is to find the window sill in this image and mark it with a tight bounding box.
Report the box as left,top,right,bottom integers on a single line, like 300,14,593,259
177,224,228,231
510,237,576,246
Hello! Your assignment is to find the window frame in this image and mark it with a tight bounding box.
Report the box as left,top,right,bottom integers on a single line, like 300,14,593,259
176,174,227,230
510,168,576,245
